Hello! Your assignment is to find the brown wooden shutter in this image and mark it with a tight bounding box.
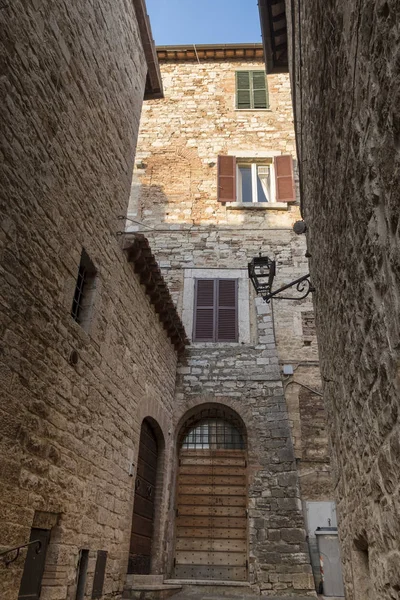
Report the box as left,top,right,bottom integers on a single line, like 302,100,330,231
217,279,238,342
193,279,215,341
274,155,296,202
217,155,236,202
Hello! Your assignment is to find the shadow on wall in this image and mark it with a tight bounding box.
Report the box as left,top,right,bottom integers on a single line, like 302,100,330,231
128,144,281,229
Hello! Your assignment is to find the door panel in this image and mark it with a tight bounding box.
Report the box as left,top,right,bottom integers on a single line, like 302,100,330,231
174,449,247,581
178,494,246,506
128,421,158,574
176,538,247,552
174,565,247,580
177,526,246,539
18,529,51,600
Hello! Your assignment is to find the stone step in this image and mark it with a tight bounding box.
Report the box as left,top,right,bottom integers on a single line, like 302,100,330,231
164,580,250,587
163,580,317,599
127,575,165,585
122,583,183,600
163,581,255,599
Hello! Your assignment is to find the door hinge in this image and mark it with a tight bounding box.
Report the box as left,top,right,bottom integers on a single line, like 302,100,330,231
246,559,249,569
175,508,179,517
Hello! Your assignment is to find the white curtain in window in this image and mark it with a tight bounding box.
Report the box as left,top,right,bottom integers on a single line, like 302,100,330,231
257,165,270,202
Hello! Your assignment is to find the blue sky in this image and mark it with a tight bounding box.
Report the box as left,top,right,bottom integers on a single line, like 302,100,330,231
146,0,262,46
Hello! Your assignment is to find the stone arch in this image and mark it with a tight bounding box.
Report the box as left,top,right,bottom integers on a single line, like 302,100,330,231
172,395,259,458
176,402,248,449
136,396,172,443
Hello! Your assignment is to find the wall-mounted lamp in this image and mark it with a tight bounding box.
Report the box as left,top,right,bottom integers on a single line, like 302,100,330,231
248,254,314,303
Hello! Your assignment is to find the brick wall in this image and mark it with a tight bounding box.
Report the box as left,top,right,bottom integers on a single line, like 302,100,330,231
288,0,400,597
0,2,177,599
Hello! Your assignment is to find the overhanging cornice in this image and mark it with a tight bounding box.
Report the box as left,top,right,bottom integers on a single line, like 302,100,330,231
258,0,288,73
132,0,164,99
156,43,265,62
124,235,189,354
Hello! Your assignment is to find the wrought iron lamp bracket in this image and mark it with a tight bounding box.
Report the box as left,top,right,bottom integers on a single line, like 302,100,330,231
262,273,314,303
248,255,314,303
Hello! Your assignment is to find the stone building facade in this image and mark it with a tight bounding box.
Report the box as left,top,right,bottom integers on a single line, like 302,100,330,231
262,1,400,599
126,44,333,596
0,2,185,600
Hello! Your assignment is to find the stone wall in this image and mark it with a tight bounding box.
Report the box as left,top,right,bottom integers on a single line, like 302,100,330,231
128,52,329,595
288,0,400,597
0,2,178,600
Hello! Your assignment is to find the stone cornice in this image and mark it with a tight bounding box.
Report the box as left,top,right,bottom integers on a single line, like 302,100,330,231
124,234,189,354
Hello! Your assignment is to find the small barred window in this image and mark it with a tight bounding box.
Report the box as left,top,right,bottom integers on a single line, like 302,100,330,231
71,249,97,331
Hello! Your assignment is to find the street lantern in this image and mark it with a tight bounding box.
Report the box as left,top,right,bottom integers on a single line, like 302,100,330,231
247,254,276,297
248,254,314,303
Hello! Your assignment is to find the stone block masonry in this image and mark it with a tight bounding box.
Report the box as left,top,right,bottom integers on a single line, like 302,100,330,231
288,0,400,598
128,48,328,596
0,2,176,600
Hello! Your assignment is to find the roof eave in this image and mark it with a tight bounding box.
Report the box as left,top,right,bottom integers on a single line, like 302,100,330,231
124,234,189,355
258,0,289,73
133,0,164,99
156,43,265,62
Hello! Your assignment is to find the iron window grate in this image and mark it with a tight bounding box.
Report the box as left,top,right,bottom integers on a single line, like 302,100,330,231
181,418,245,450
71,249,97,331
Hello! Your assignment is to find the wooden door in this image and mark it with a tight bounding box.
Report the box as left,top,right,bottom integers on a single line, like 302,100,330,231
175,448,247,580
18,529,51,600
128,421,158,574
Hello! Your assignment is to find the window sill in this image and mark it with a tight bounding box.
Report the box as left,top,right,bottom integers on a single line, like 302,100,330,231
234,108,272,112
226,202,288,211
192,341,243,347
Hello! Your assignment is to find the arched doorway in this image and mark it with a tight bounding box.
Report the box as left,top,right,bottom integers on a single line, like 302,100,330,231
128,420,159,574
174,407,247,581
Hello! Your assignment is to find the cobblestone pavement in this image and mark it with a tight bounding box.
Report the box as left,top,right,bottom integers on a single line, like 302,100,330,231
158,585,344,600
172,596,342,600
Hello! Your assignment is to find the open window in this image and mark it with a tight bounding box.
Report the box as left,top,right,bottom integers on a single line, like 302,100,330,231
237,162,272,203
217,155,295,204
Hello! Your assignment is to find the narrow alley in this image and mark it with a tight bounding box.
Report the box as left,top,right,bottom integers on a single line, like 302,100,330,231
1,1,399,600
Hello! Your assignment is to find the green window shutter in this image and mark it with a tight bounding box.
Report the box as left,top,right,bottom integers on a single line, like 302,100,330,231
251,71,268,109
236,71,251,109
236,71,269,109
